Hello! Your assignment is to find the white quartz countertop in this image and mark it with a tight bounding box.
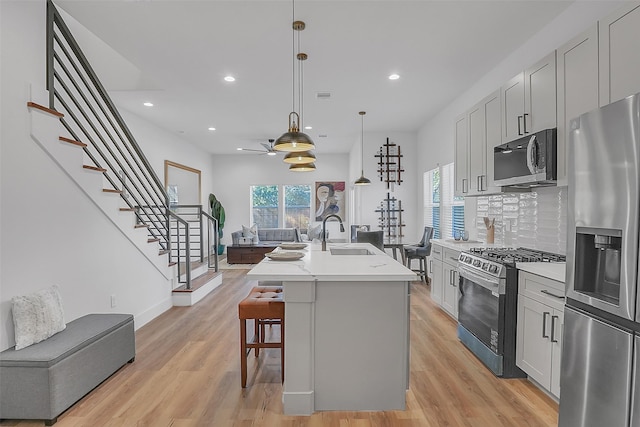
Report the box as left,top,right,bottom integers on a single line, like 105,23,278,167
431,238,502,252
516,262,566,283
246,242,417,282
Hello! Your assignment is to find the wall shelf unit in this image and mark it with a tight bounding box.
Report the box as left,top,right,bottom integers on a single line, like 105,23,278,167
375,192,405,239
375,138,404,189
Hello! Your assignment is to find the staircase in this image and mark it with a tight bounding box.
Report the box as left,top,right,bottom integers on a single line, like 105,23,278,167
28,0,223,305
27,102,222,305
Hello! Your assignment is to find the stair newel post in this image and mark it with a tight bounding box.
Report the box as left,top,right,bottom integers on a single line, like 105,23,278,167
185,222,191,290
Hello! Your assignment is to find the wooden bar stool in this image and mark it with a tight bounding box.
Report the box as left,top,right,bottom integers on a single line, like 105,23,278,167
238,286,284,388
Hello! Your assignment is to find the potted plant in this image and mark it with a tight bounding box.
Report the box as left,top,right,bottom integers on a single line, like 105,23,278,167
209,193,226,255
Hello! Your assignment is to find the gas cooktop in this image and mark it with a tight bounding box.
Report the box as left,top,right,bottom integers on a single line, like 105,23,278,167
466,247,566,264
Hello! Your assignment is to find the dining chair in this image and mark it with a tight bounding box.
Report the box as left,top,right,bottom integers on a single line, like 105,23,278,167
356,230,384,251
350,225,370,242
404,226,434,283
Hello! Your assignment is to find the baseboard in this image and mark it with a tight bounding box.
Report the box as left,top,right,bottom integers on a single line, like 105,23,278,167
134,297,173,330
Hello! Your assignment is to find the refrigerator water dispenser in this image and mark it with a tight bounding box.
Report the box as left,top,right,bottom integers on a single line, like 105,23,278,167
574,227,622,305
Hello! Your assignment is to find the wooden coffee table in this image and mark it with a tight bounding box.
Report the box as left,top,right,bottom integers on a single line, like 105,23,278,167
226,244,279,264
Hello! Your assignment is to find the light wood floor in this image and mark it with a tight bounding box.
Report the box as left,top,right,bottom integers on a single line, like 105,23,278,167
1,271,559,426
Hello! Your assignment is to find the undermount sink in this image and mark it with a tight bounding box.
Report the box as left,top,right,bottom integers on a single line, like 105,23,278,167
329,247,375,256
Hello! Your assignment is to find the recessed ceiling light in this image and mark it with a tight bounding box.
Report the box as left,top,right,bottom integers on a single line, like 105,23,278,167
143,102,154,107
304,126,312,130
237,148,243,151
208,127,216,131
388,74,400,80
267,152,277,156
224,76,236,82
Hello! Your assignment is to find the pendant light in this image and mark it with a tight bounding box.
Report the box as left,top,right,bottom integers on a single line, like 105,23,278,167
283,150,316,164
274,6,315,153
289,162,316,172
354,111,371,185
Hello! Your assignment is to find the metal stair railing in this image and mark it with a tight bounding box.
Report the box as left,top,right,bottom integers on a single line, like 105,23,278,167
45,0,216,289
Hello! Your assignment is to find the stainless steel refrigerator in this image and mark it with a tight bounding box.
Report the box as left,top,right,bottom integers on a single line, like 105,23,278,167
560,92,640,427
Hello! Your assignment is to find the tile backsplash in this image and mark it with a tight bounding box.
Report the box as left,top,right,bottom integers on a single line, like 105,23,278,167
471,186,567,255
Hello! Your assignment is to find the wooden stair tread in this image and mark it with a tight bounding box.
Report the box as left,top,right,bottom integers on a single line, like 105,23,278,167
134,224,149,228
83,165,107,172
158,249,169,255
59,136,87,147
103,188,122,194
148,238,160,243
119,207,136,212
27,102,64,118
172,270,223,292
168,262,177,267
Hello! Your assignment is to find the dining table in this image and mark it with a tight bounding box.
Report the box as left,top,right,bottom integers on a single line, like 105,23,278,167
384,237,406,265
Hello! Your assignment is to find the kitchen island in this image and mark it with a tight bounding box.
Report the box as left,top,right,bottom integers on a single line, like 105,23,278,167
246,242,417,415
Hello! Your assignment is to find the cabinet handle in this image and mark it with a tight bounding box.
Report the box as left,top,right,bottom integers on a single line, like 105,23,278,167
551,315,559,343
449,270,453,285
429,260,433,273
542,312,549,338
453,271,458,287
541,290,564,300
517,115,523,136
477,176,481,191
462,178,468,193
523,113,529,134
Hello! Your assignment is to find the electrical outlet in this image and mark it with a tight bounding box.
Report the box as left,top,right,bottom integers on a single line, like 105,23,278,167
110,295,117,308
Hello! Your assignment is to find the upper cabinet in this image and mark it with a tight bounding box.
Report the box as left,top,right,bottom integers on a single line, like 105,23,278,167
502,52,557,143
599,3,640,106
454,114,469,196
455,90,502,197
556,25,599,186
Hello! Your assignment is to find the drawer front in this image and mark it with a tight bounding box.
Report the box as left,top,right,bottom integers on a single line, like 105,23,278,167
430,244,444,261
443,248,461,265
519,271,565,311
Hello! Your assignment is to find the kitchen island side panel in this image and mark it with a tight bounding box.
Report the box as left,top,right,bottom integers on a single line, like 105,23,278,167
313,280,409,411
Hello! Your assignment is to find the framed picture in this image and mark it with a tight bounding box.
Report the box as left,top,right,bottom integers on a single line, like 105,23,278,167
315,181,346,221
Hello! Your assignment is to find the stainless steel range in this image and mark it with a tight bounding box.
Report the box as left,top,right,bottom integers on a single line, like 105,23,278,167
457,247,565,378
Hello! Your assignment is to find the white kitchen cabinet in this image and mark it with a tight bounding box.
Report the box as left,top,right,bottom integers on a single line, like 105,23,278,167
516,271,565,398
429,244,444,305
454,114,469,196
441,248,461,319
455,90,501,197
502,52,557,143
599,2,640,106
556,24,599,186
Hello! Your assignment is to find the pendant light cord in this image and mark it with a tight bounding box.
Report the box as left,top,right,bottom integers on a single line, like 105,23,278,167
361,112,365,175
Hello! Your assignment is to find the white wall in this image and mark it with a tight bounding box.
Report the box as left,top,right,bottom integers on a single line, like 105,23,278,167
350,131,420,243
0,0,216,351
212,152,352,242
415,1,623,233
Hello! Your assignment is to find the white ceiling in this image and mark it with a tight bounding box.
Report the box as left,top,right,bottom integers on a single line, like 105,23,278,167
55,0,576,155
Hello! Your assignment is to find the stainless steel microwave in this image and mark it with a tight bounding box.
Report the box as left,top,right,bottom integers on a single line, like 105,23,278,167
493,128,557,188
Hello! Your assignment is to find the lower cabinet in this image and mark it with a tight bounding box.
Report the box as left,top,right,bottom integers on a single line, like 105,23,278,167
516,271,565,398
430,256,443,305
430,244,460,320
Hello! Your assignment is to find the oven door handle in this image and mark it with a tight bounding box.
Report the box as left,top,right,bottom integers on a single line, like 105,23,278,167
458,267,503,294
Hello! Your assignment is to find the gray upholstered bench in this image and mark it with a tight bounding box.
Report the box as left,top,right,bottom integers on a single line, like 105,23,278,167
0,313,135,425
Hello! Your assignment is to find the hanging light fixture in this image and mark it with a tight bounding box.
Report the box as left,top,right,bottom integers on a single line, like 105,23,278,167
289,162,316,172
283,150,316,164
274,4,315,154
354,111,371,185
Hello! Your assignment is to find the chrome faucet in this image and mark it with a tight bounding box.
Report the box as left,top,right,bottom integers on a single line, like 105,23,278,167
322,214,345,251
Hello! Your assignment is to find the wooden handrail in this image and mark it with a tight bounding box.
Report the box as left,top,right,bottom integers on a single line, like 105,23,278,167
27,101,64,118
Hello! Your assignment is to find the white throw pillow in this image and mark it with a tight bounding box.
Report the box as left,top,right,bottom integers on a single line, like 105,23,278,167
11,285,66,350
242,224,259,243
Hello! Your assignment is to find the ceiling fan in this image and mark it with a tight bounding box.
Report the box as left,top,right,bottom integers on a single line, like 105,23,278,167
237,139,277,156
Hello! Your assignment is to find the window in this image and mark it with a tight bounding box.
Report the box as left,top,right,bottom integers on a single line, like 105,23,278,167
251,185,279,228
250,184,311,229
284,185,311,229
423,162,464,239
423,168,440,238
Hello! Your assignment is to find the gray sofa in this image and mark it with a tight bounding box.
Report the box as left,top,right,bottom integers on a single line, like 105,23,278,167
231,227,300,245
0,313,135,425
